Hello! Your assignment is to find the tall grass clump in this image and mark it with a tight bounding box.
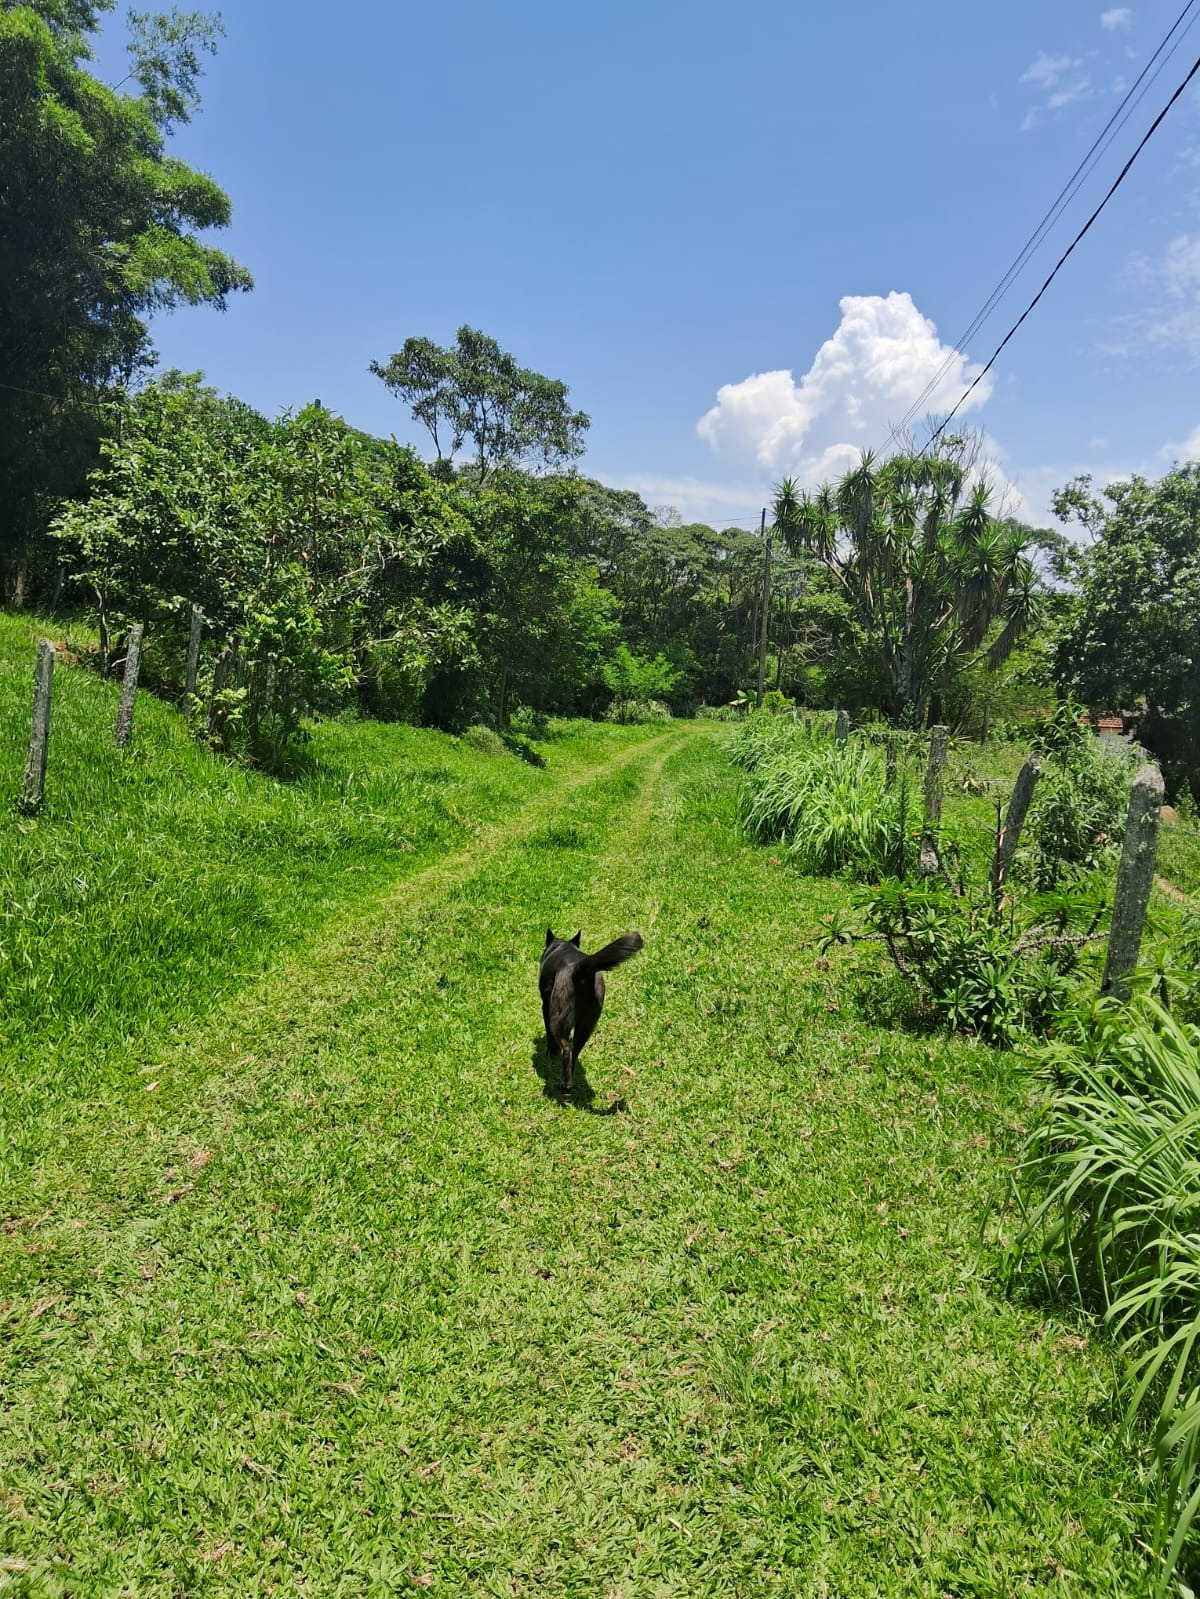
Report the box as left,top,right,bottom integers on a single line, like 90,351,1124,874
1008,997,1200,1588
603,696,672,725
741,739,913,879
728,707,808,772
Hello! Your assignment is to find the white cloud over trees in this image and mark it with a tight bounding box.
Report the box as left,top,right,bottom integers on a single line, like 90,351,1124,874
696,291,992,488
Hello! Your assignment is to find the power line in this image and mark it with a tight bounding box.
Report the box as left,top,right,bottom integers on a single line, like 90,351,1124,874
883,0,1200,452
0,379,69,402
926,45,1200,453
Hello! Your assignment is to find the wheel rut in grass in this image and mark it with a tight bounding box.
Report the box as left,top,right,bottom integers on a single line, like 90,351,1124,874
25,723,701,1195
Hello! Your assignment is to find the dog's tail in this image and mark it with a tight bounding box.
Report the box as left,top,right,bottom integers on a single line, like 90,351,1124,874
578,931,644,978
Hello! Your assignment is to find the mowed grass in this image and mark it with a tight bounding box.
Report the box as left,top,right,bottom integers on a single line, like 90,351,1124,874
0,611,652,1171
0,653,1159,1594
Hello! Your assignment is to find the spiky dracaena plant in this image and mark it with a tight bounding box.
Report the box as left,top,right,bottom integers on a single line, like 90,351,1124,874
772,450,1040,727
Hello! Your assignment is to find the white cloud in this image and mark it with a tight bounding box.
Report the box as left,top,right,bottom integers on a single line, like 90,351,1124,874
1019,51,1092,128
1161,424,1200,461
1113,233,1200,355
696,292,993,488
619,474,768,529
1162,234,1200,297
1100,7,1133,29
1021,51,1081,87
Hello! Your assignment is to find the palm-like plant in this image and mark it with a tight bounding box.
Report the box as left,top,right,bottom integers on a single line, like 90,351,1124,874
772,452,1039,725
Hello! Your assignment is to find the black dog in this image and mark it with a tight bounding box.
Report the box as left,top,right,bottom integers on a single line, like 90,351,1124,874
539,928,643,1097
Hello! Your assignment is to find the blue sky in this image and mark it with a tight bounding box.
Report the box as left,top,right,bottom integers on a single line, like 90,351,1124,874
96,0,1200,528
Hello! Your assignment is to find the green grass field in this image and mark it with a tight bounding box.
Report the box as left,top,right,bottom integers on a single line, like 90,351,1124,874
0,616,1182,1595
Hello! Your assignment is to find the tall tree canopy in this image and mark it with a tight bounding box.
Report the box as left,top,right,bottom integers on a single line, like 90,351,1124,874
0,0,251,594
1055,463,1200,798
773,451,1040,725
370,326,590,482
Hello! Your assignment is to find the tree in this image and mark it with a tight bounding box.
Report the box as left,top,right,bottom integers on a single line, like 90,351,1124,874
1054,464,1200,799
773,451,1040,725
370,326,589,482
52,379,473,753
0,1,252,596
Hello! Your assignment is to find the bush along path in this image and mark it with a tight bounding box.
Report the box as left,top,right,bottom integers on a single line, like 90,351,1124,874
1,724,1156,1595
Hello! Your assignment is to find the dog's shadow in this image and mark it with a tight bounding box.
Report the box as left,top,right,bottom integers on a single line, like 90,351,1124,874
530,1035,627,1115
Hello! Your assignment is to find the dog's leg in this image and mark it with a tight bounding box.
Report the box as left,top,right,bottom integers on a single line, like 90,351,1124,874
560,1042,574,1098
542,997,558,1056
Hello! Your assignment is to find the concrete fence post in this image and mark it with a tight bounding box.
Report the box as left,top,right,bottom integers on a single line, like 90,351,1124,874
1102,763,1165,1001
21,639,54,813
114,623,144,747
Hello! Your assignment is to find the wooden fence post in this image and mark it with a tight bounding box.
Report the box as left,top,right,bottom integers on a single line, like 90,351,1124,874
207,645,233,739
21,639,54,813
1101,763,1164,1001
185,606,203,705
114,623,144,747
989,753,1040,906
835,709,850,743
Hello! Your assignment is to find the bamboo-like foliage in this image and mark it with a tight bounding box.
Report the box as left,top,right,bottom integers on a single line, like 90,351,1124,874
773,451,1039,726
739,736,911,879
1009,999,1200,1588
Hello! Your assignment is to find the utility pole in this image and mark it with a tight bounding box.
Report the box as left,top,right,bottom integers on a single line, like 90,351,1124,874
755,506,770,708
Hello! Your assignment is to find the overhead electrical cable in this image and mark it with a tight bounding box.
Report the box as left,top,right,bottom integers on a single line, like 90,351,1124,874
925,45,1200,453
881,0,1200,452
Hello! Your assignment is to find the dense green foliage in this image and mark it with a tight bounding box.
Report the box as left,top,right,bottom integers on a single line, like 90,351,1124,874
1025,701,1134,889
1008,998,1200,1587
48,376,874,739
862,878,1099,1045
51,377,473,753
774,450,1040,727
0,0,250,598
1055,464,1200,801
370,325,590,481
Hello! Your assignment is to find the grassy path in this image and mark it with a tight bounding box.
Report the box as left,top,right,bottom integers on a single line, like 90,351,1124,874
2,725,1153,1595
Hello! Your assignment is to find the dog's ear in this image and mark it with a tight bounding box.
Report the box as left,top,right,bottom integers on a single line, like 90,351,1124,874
571,930,582,947
545,928,555,946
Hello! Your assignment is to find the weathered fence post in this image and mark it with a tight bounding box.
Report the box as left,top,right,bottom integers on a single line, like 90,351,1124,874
835,709,850,743
207,645,233,739
185,606,203,705
989,753,1040,907
885,736,898,792
919,725,950,875
114,623,144,747
1101,763,1165,1001
923,726,949,826
21,639,55,813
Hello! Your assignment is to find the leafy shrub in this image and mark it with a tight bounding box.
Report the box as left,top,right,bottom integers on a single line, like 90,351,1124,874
860,880,1098,1045
603,644,679,702
1026,701,1133,888
742,740,914,879
507,703,549,739
603,697,672,725
462,724,505,756
1006,998,1200,1587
